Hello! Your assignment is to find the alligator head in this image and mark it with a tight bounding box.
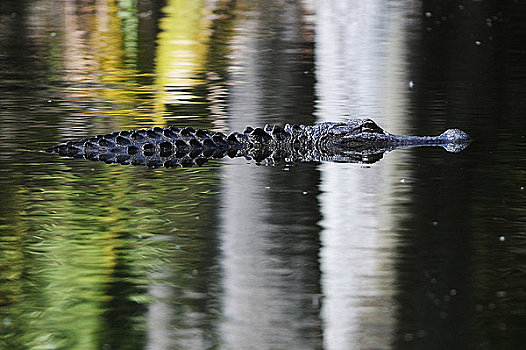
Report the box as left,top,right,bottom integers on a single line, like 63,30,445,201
316,119,470,155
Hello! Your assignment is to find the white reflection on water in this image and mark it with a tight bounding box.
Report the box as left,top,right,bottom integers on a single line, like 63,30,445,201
218,2,321,349
315,1,418,349
213,0,423,347
146,281,175,350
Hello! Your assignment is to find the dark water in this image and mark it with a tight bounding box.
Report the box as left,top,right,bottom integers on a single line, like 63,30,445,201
1,0,525,349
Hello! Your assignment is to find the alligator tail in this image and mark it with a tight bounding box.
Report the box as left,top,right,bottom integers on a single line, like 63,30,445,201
45,126,247,167
45,124,301,167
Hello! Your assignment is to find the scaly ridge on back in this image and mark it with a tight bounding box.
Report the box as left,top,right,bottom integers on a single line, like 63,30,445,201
45,119,470,167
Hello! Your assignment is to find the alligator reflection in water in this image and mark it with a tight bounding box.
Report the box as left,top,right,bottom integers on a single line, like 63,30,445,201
45,119,470,166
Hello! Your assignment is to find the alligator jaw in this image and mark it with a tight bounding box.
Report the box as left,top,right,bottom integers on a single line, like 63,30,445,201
334,128,471,153
389,129,470,153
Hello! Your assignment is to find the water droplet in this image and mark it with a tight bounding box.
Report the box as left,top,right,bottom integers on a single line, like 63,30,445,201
450,289,457,296
499,236,505,242
496,290,507,298
283,167,290,171
520,186,524,190
425,12,432,18
47,99,52,103
265,186,270,189
50,32,56,37
432,221,438,226
3,317,11,326
408,81,415,88
400,178,406,183
302,191,308,195
475,40,481,46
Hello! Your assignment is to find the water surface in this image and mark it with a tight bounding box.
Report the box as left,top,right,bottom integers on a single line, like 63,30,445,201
1,0,526,349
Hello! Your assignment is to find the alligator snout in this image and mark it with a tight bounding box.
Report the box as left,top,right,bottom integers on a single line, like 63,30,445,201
439,129,471,143
435,129,470,153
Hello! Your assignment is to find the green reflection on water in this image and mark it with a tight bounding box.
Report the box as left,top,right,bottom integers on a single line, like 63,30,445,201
0,0,230,347
0,161,221,349
117,0,139,67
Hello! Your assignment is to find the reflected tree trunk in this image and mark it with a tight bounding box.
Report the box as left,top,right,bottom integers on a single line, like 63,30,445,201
315,1,418,349
218,1,322,349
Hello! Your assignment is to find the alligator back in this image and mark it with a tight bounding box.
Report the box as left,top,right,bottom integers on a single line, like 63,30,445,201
46,126,240,167
45,119,470,167
44,124,303,167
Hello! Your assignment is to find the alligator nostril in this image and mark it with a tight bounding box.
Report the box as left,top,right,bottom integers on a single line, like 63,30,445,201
440,129,470,143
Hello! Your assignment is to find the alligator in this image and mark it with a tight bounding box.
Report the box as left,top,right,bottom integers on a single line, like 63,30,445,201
45,119,470,167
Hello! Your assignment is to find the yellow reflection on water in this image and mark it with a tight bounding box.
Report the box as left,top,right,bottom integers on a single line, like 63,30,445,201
60,0,214,129
62,0,157,127
154,0,211,119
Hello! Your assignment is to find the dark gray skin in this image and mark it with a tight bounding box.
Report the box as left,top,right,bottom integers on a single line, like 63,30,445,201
45,119,470,167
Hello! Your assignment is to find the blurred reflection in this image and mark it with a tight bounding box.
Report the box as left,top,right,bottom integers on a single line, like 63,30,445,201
54,0,215,134
1,1,223,349
61,0,159,130
155,0,210,119
0,162,222,349
218,1,322,349
315,1,416,349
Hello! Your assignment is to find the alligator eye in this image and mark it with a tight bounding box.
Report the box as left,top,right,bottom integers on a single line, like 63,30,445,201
362,120,384,134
